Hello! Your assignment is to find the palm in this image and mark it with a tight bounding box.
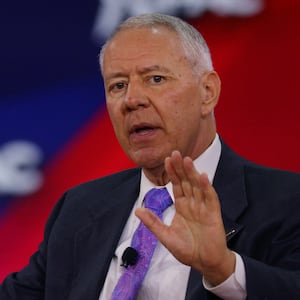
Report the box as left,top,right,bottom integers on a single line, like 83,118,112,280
136,151,234,282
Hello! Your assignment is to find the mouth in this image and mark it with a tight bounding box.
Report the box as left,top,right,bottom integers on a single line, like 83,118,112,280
129,123,157,136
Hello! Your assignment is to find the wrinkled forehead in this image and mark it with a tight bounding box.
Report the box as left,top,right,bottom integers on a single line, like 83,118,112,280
111,23,179,43
100,25,182,67
102,26,187,70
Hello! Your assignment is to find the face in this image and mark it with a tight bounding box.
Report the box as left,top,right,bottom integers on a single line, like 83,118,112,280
102,26,219,176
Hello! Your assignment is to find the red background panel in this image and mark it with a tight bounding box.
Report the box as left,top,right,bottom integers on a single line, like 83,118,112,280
0,0,299,281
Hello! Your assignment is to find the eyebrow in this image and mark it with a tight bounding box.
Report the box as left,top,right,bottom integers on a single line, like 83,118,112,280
105,72,127,82
105,65,172,82
138,65,172,75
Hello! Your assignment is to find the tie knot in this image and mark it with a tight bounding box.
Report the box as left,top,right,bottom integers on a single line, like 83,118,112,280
144,188,172,214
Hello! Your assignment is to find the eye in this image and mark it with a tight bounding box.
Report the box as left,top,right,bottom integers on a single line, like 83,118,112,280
109,81,127,93
149,75,165,84
115,82,125,90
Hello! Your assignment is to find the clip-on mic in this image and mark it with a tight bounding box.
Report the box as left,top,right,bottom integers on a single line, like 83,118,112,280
121,247,139,268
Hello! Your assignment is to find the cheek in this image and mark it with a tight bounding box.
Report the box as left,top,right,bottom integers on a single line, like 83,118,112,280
106,101,121,122
106,104,126,144
165,89,196,116
158,90,188,124
163,91,202,135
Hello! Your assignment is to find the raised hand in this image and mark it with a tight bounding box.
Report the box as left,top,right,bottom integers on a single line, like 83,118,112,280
135,150,235,285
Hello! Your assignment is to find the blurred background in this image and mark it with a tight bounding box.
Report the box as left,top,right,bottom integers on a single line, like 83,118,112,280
0,0,299,281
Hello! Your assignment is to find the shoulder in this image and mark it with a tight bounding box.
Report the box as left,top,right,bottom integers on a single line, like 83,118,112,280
68,168,141,197
244,163,300,195
43,168,141,235
219,138,300,195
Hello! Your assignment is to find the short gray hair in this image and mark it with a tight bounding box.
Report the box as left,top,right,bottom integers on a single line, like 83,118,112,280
99,13,214,74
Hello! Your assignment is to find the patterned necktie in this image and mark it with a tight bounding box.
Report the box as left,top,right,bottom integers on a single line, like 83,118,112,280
110,188,172,300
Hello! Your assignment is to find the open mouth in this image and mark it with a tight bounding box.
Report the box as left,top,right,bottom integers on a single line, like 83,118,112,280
130,124,156,136
135,127,154,135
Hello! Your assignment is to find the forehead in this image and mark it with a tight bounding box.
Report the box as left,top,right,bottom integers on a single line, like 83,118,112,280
109,25,181,49
102,26,187,71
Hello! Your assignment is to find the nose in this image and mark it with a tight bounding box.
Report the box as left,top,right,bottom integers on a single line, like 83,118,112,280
123,81,150,111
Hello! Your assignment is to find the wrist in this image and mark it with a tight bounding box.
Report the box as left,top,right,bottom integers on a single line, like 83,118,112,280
202,250,236,286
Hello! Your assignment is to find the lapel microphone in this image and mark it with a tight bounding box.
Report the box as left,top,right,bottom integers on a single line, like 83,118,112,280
121,247,139,268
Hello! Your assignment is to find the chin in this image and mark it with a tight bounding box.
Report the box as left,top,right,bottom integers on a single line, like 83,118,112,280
129,150,165,170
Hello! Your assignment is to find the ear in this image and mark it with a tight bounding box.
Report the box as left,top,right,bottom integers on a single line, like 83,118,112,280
200,71,221,117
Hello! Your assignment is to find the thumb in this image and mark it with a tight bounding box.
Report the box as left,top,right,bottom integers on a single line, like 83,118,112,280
135,208,167,241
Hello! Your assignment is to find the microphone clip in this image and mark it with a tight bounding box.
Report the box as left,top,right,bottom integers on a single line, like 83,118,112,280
121,247,139,268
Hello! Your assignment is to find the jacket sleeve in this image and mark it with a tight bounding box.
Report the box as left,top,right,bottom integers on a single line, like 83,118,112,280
0,193,67,300
243,192,300,300
243,255,300,299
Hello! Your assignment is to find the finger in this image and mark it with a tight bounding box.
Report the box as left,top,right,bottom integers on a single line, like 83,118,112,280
198,173,221,212
165,154,184,197
183,156,203,187
183,158,222,219
166,155,198,218
183,157,217,204
182,156,205,200
135,208,169,243
165,156,181,186
135,208,192,264
168,151,193,198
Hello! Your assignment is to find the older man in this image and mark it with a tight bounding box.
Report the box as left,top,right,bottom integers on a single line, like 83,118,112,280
1,13,300,300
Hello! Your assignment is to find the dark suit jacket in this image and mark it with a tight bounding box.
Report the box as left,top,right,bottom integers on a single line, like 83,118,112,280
1,141,300,299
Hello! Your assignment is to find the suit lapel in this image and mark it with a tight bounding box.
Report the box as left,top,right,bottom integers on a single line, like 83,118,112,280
185,141,248,299
214,141,248,221
68,170,141,300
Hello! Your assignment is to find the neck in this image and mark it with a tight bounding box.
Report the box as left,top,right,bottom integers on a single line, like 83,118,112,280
143,166,170,186
142,130,217,186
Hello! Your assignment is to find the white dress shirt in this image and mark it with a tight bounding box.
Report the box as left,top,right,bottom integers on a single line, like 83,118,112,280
99,134,246,299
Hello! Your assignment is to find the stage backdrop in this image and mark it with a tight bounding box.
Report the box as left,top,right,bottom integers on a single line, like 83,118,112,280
0,0,299,281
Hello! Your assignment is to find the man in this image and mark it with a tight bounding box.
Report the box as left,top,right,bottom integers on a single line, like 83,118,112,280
1,13,300,300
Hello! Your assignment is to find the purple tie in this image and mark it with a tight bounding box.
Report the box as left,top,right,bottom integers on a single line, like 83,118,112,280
110,188,172,300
